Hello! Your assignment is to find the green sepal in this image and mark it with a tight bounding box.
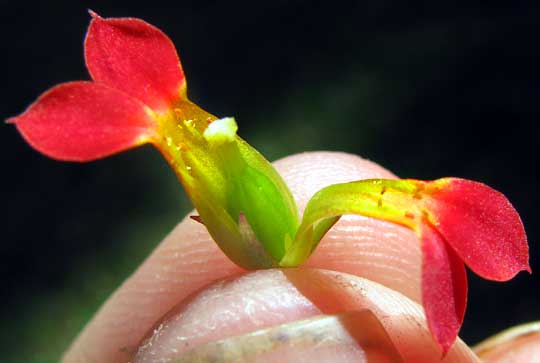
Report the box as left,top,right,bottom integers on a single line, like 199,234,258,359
210,132,299,263
280,179,420,267
189,187,277,269
159,114,299,269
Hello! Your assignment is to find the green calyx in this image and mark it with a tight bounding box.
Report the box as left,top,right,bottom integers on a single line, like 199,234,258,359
280,179,422,266
156,106,299,269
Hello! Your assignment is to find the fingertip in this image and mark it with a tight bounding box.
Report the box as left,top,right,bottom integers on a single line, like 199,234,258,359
474,322,540,362
134,269,477,363
64,151,423,362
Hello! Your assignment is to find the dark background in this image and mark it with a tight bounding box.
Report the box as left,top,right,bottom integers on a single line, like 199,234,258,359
2,1,539,361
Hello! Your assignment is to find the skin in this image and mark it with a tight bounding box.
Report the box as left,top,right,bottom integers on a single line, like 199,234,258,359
62,151,534,363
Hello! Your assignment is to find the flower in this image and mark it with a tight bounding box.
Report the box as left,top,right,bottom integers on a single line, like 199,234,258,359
12,12,186,161
10,12,300,270
10,13,530,355
281,177,530,353
418,178,530,353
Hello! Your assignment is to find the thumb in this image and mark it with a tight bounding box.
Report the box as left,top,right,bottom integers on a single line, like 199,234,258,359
474,322,540,362
134,269,478,362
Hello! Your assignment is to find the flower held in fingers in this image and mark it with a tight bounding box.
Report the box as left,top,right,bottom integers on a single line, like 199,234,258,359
10,13,530,354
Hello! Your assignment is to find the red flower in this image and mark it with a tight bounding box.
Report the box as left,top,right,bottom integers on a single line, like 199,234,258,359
9,12,300,271
417,178,529,353
10,13,531,356
284,177,530,353
10,11,189,161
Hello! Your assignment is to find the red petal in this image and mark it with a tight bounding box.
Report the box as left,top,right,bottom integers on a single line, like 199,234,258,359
85,13,186,112
426,178,530,281
421,222,468,355
10,81,157,161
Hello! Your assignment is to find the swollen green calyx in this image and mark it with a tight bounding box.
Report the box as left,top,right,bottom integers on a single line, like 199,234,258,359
154,100,299,269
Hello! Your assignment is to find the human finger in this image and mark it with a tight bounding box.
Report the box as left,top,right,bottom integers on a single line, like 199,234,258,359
474,322,540,362
133,269,478,362
63,152,425,362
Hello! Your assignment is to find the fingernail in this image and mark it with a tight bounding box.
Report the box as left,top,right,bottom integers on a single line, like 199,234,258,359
134,312,402,363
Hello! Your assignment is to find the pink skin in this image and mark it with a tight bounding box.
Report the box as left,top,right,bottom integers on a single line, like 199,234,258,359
477,333,540,362
61,152,527,362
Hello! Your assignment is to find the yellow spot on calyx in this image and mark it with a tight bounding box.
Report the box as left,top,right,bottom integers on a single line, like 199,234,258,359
203,117,238,146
